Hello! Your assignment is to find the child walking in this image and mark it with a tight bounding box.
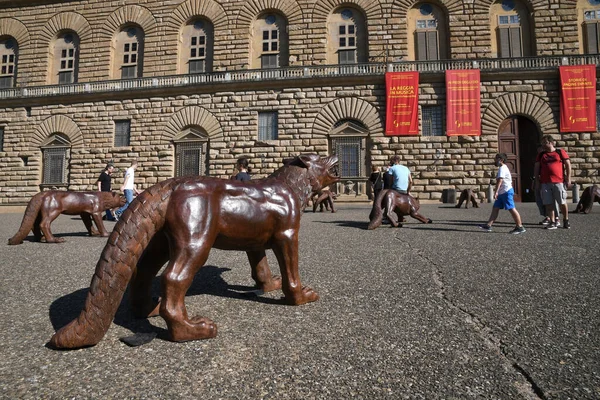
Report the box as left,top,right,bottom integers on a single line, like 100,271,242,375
479,153,526,234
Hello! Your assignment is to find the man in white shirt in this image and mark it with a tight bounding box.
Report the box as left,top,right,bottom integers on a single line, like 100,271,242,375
479,153,526,234
115,160,141,219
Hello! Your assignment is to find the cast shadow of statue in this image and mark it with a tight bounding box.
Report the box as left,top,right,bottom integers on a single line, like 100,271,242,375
48,265,282,343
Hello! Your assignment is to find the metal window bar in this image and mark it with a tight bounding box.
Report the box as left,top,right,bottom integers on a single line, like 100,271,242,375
258,112,278,140
114,120,131,147
43,147,67,184
422,106,444,136
332,137,362,178
176,141,205,176
0,126,4,151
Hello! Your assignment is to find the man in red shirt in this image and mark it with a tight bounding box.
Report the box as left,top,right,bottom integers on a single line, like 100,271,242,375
533,135,572,229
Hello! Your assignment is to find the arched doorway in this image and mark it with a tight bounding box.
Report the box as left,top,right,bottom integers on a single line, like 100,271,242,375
497,116,539,202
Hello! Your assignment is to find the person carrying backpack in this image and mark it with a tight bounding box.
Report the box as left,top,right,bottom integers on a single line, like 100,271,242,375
533,135,572,230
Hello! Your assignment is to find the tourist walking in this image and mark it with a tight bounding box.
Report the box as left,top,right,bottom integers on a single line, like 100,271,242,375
479,153,526,234
96,162,116,221
115,160,140,219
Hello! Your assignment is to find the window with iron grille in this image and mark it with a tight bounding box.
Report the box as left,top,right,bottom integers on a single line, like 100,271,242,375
498,15,522,58
175,141,206,177
422,106,445,136
0,126,4,152
331,137,362,178
42,147,68,185
114,120,131,147
258,112,278,140
584,10,600,54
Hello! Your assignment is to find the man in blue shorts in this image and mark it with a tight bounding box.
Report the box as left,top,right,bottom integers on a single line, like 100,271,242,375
479,153,526,234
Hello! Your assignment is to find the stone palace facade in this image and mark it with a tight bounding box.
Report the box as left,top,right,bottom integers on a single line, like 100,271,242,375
0,0,599,204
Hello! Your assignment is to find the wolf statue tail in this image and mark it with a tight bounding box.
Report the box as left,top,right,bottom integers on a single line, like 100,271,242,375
367,189,389,230
49,179,176,349
8,192,45,245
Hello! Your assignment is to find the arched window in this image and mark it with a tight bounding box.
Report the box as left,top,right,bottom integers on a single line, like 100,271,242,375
180,19,214,74
113,26,144,79
250,13,288,69
327,7,368,65
174,127,209,177
41,133,70,186
0,37,18,88
407,3,449,61
579,0,600,54
51,31,79,85
490,0,534,58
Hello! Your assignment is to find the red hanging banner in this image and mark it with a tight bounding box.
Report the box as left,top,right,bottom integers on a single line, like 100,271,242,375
559,65,597,133
385,72,419,136
445,70,481,136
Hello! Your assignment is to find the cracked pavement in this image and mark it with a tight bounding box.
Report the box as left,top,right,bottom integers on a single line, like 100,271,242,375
0,202,598,399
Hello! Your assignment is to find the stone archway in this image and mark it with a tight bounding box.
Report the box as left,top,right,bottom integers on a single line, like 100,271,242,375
483,93,557,202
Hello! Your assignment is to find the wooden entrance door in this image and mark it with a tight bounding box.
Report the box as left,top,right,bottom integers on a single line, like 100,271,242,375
498,117,539,202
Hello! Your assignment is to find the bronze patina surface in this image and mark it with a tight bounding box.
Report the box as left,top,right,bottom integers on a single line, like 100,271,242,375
49,154,338,349
8,191,125,245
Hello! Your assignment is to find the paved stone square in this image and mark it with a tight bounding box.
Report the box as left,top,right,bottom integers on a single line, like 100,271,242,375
0,202,598,399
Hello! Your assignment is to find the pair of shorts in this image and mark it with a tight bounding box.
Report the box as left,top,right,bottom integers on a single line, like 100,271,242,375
493,189,515,210
541,183,567,206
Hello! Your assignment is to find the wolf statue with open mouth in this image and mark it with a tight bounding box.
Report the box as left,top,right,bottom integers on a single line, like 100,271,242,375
50,154,339,349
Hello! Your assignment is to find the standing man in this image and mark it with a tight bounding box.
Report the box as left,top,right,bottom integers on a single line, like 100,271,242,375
479,153,526,234
534,135,572,230
232,157,251,181
387,155,412,194
96,162,116,221
115,160,141,220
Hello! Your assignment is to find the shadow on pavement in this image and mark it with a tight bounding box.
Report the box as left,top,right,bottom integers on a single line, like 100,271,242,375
47,264,284,344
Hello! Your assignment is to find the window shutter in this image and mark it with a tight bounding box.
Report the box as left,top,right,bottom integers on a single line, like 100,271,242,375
416,32,427,61
58,71,73,85
0,76,12,88
121,65,136,79
426,31,439,60
189,59,205,74
509,27,522,57
499,27,511,58
584,22,599,54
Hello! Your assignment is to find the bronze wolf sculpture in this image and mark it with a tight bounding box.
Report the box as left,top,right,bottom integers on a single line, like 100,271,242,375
368,189,432,230
311,189,337,213
49,154,339,349
455,189,479,209
8,191,125,245
574,185,600,214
